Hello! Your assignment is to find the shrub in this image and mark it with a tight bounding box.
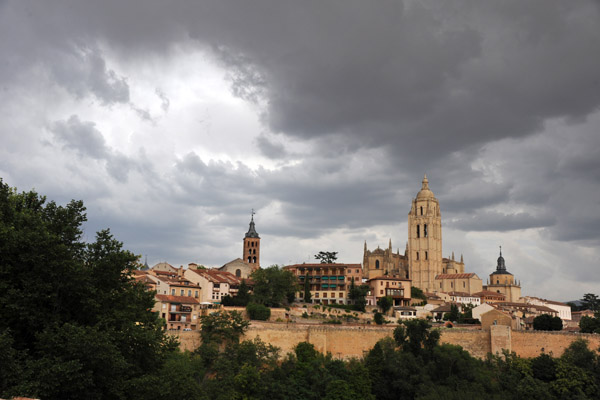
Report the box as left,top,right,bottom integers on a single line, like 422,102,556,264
374,312,384,325
246,303,271,321
301,312,309,318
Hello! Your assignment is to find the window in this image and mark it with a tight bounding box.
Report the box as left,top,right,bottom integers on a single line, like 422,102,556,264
497,280,499,284
323,292,327,298
339,293,343,298
188,290,192,296
425,251,428,260
248,257,251,262
180,289,184,296
450,282,453,288
463,282,465,288
424,224,428,237
375,260,380,269
416,252,419,260
249,249,252,255
253,256,256,263
417,225,420,238
171,289,175,295
235,269,241,277
380,290,383,295
420,206,423,215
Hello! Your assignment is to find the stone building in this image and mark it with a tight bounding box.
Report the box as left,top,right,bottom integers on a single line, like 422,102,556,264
362,240,408,280
434,272,483,294
484,248,522,302
363,175,480,293
285,263,362,305
219,213,261,279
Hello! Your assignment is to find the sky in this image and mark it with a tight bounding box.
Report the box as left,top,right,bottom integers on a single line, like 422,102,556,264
1,0,599,302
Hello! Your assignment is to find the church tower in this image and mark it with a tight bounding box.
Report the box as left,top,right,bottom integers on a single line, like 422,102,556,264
243,211,260,270
485,247,521,302
408,175,443,292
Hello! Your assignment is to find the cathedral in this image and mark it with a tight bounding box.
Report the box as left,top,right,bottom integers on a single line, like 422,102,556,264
363,175,471,293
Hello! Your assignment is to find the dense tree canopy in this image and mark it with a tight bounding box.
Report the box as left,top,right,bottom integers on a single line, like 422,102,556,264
250,265,297,307
0,180,175,399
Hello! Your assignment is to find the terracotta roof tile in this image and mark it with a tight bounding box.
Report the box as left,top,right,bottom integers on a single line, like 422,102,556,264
155,295,199,304
435,273,477,279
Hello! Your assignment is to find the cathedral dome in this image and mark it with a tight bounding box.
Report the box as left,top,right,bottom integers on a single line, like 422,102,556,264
416,174,436,199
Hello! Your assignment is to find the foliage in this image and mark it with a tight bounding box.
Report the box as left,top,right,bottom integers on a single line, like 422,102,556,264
221,279,251,307
303,273,312,303
377,296,393,315
533,314,563,331
247,302,271,321
581,293,600,312
443,304,460,322
374,312,384,325
411,286,427,302
199,310,249,346
580,315,600,333
348,280,369,312
314,251,338,263
250,265,297,307
0,180,175,400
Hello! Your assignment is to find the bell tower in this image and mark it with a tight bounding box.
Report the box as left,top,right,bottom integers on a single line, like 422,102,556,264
243,210,261,270
408,175,443,292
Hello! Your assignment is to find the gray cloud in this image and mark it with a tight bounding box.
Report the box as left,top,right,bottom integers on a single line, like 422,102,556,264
448,210,557,232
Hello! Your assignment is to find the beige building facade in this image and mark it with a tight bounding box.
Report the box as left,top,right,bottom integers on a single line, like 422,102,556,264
434,272,483,294
484,249,522,302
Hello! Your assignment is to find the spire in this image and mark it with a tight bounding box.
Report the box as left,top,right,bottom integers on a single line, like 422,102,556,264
389,238,392,250
422,174,429,190
495,246,508,272
245,210,260,238
460,254,464,263
364,241,367,252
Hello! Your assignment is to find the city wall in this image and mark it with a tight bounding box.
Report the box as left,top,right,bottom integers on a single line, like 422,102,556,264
171,323,600,359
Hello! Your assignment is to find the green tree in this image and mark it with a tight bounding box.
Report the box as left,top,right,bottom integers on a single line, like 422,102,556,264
411,286,427,302
314,251,338,263
581,293,600,312
374,312,385,325
443,304,460,322
0,180,174,400
246,302,271,320
393,319,440,357
303,273,312,303
348,280,369,312
533,314,563,331
377,296,393,315
579,315,600,333
250,265,297,307
199,310,249,346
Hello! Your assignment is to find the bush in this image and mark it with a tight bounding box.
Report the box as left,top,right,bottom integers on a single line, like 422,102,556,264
374,312,384,325
533,314,562,331
302,312,309,319
246,303,271,321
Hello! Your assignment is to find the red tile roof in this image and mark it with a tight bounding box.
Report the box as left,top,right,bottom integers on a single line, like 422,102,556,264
435,273,477,279
155,295,199,304
187,268,242,285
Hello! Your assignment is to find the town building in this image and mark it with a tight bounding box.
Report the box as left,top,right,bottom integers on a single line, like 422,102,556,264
219,213,261,279
434,272,483,295
366,276,412,307
484,248,522,302
474,290,506,304
446,291,481,306
362,176,482,294
520,296,572,322
184,265,244,304
153,294,200,331
285,263,362,305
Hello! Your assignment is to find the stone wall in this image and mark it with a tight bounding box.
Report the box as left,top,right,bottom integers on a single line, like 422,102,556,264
170,323,600,359
511,330,600,358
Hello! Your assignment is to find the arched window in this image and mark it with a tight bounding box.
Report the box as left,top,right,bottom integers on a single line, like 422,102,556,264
424,224,428,237
375,260,380,269
416,225,420,238
416,252,419,260
425,251,428,260
253,249,256,254
249,249,252,255
253,256,256,263
248,257,251,263
420,206,423,215
235,269,241,277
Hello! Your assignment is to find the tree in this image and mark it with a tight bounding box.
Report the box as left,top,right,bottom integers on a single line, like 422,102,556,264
377,296,393,315
250,265,297,307
314,251,338,263
0,180,174,400
579,315,600,333
393,319,440,356
581,293,600,313
303,273,312,303
411,286,427,302
444,304,460,322
198,310,249,346
348,280,369,312
246,303,271,320
374,312,385,325
533,314,563,331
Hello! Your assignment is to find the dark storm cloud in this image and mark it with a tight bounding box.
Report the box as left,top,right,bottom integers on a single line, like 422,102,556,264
448,210,556,232
49,115,138,182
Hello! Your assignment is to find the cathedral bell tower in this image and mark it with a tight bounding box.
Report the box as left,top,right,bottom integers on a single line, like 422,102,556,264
243,210,261,270
408,175,443,292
